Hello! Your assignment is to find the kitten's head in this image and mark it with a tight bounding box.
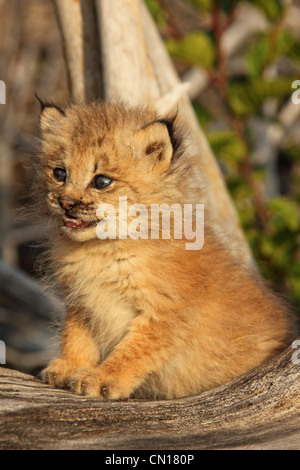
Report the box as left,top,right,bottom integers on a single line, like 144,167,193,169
36,100,186,242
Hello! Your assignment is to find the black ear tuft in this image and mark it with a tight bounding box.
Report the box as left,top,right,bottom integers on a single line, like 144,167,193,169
35,93,46,111
145,111,182,157
156,114,178,151
35,93,65,116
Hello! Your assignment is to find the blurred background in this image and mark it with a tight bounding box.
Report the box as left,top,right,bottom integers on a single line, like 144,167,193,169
0,0,300,375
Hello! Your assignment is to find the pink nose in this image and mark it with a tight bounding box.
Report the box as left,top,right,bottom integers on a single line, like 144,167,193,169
58,196,79,211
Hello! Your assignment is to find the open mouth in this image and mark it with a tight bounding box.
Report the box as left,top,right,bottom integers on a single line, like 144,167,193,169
63,214,98,230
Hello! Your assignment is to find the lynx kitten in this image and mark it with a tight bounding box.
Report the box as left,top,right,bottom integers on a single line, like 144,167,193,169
37,100,292,399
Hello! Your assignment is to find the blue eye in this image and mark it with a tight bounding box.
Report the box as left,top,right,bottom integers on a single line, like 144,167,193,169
94,175,113,189
53,168,67,182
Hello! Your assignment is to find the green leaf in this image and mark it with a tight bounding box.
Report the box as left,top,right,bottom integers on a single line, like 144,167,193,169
246,35,269,79
275,29,295,57
260,234,278,259
246,30,294,78
144,0,167,26
208,130,246,164
290,264,300,301
186,0,212,11
288,40,300,63
229,78,296,116
192,102,212,128
165,31,216,69
268,196,300,233
246,0,283,22
187,0,238,13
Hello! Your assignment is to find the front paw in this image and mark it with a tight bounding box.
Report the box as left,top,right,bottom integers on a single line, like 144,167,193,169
41,358,75,389
67,367,131,399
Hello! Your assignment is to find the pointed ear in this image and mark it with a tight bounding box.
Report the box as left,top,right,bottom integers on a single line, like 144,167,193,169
135,120,174,173
36,95,65,136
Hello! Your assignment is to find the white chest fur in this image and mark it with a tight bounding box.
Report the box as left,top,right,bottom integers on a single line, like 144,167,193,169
56,239,139,361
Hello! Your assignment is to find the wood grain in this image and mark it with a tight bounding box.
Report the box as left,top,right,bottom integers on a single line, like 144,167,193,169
52,0,102,101
1,340,299,450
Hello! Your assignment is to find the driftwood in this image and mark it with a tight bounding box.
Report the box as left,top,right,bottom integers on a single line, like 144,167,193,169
52,0,103,101
1,340,300,450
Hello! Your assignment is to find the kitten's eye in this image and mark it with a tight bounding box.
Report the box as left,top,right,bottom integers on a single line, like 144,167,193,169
53,167,67,183
94,175,113,189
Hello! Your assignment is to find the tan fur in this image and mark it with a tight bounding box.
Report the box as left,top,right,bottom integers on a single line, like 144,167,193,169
37,100,292,399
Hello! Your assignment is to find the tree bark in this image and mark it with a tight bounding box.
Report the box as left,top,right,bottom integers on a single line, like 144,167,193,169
0,340,300,450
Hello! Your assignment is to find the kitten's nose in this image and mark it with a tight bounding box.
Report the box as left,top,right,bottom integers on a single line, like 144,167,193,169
58,196,79,211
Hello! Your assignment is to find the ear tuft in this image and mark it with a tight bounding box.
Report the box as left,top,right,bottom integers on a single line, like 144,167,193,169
36,94,65,136
135,121,174,174
154,113,179,153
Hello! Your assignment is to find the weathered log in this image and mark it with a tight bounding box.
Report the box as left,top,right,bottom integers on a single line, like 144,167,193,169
0,340,300,450
52,0,103,101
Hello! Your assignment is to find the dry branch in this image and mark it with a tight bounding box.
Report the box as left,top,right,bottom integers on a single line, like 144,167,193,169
0,340,300,450
52,0,103,101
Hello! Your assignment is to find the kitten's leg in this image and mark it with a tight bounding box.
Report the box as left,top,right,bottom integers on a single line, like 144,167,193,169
42,308,99,389
68,314,186,399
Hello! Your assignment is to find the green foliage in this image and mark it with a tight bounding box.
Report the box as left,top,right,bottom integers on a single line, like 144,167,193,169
186,0,211,12
149,0,300,312
229,78,297,116
245,0,283,22
250,196,300,304
188,0,238,13
144,0,167,26
288,40,300,64
192,102,212,127
208,130,246,166
166,31,215,68
268,197,300,233
246,30,295,78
